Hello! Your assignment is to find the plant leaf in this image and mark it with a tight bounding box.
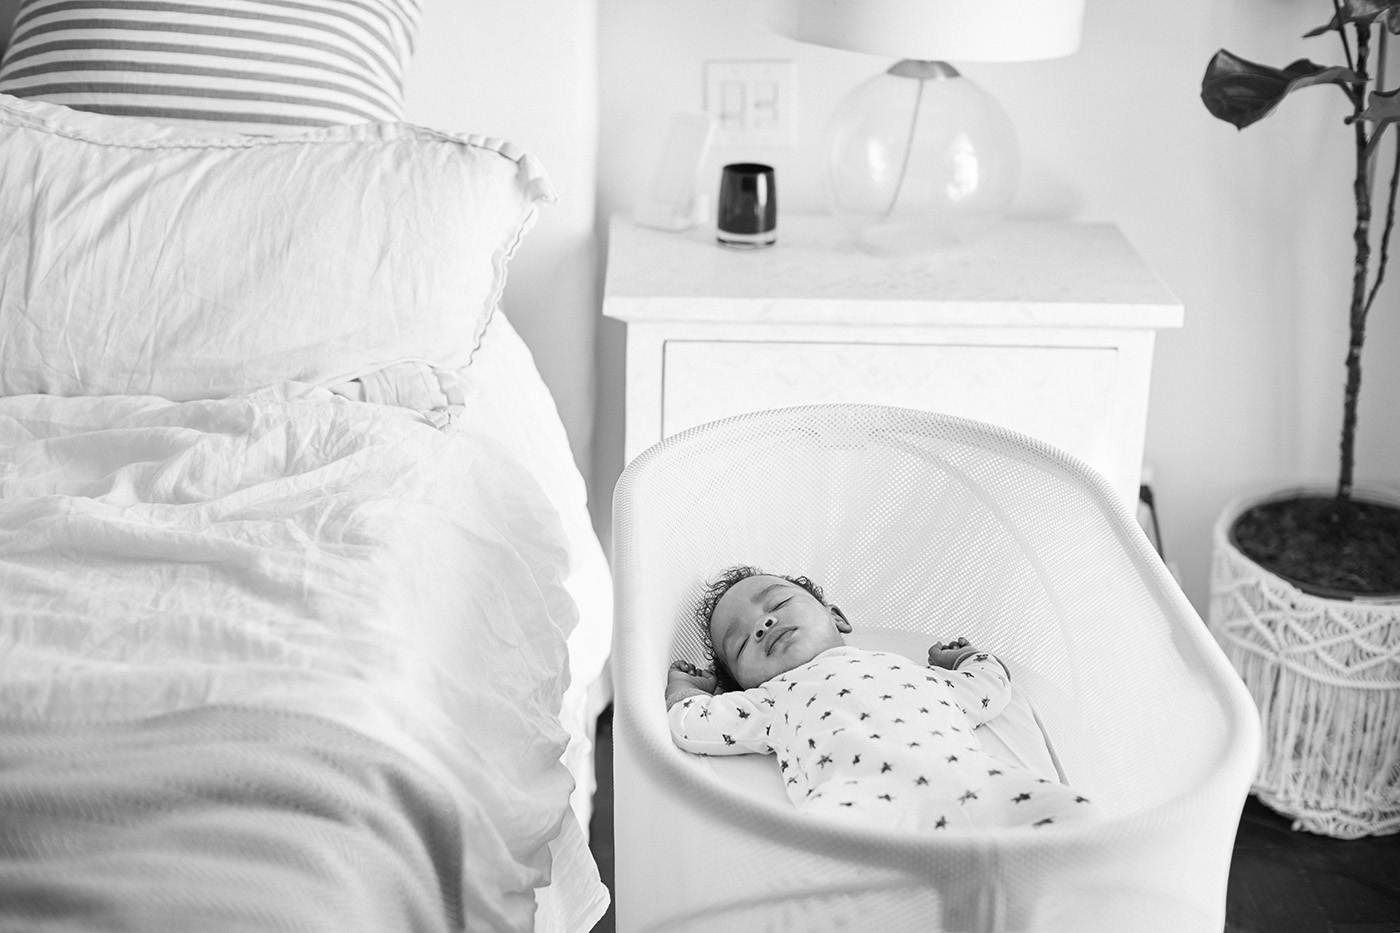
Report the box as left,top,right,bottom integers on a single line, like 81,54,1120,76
1201,50,1360,128
1304,0,1400,36
1362,86,1400,157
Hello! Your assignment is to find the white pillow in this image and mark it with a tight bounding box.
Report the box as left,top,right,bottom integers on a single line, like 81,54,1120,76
0,93,555,401
0,0,422,135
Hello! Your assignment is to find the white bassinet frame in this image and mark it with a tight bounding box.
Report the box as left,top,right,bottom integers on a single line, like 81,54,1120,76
611,404,1260,933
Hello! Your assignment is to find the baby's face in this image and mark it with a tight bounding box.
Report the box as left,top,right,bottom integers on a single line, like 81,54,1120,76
710,574,851,689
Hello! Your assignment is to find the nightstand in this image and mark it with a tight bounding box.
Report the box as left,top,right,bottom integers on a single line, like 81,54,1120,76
602,214,1183,506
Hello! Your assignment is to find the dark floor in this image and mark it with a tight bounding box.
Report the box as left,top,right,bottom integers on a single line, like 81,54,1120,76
587,707,616,933
1225,794,1400,933
587,706,1400,932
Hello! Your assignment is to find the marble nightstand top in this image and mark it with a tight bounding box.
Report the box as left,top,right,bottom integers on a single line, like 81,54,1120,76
604,214,1183,330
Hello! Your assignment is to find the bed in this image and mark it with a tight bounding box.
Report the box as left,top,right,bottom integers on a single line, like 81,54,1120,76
0,2,611,931
612,405,1261,932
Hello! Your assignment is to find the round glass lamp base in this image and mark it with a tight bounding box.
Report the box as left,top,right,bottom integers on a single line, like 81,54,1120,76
824,61,1018,254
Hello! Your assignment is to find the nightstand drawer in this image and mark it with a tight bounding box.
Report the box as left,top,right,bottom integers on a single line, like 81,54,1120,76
662,339,1121,480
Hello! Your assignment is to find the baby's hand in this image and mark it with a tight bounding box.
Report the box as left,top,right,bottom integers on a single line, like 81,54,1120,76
928,637,977,670
667,659,718,698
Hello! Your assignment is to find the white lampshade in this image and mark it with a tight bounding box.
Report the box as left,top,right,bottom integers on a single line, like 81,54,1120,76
765,0,1085,63
766,0,1085,253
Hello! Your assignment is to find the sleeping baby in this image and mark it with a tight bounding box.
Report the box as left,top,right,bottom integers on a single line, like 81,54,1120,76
665,566,1098,831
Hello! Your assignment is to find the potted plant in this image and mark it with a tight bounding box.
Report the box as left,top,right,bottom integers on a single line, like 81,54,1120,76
1200,0,1400,838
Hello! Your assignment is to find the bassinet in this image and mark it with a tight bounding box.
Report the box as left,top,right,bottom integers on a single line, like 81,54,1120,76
610,405,1260,933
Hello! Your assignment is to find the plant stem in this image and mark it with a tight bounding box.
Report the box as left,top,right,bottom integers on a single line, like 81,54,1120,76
1332,0,1356,73
1364,32,1400,330
1371,29,1389,193
1339,23,1373,510
1363,144,1400,325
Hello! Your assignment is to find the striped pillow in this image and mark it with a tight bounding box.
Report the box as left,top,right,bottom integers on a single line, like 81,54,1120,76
0,0,422,135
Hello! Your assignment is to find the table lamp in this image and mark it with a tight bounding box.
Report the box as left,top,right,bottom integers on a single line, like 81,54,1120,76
766,0,1085,253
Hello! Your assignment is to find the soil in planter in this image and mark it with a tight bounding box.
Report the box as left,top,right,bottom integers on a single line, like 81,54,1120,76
1231,495,1400,597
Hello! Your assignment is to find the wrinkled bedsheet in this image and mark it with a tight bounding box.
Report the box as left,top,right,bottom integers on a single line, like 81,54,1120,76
0,384,585,932
1,707,464,933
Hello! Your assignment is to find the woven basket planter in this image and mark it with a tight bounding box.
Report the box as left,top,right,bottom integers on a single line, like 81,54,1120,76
1208,487,1400,839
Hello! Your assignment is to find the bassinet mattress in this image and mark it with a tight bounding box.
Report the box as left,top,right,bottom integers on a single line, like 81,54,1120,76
0,381,596,932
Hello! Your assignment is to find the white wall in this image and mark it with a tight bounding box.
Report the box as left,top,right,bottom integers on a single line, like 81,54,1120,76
593,0,1400,614
405,0,600,480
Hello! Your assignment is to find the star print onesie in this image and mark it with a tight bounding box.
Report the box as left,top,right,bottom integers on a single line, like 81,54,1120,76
669,646,1095,831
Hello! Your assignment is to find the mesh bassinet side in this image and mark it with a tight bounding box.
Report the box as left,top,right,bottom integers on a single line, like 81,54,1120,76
612,405,1260,932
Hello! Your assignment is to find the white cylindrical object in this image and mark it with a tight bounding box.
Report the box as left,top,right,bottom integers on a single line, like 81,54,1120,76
766,0,1085,62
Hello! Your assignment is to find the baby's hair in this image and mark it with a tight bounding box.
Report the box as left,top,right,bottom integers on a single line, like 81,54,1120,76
696,565,828,692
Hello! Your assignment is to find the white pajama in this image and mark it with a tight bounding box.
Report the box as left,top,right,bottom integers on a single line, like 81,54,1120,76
669,646,1095,831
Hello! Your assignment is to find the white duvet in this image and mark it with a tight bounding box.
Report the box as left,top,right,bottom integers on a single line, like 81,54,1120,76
0,382,588,932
